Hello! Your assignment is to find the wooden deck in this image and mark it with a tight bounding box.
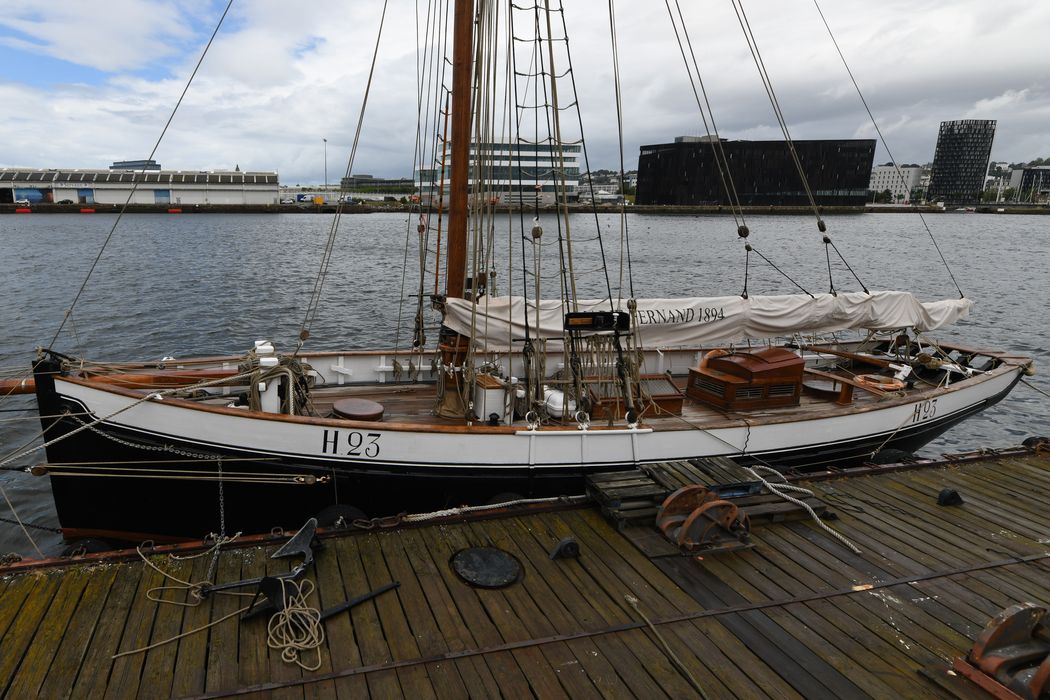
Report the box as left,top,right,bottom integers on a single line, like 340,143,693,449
1,451,1049,698
301,375,885,429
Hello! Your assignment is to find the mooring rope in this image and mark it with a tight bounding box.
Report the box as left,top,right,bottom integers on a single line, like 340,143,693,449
115,541,324,668
625,594,711,699
1020,377,1050,399
0,484,44,558
112,605,252,660
0,368,257,470
266,578,325,671
740,464,862,554
137,536,244,606
401,493,589,523
0,514,60,534
663,409,862,554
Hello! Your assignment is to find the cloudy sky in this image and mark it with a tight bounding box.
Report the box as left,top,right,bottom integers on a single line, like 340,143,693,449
1,0,1047,183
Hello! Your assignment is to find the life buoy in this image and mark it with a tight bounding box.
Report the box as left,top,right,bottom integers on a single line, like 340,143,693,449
700,348,731,370
855,374,905,392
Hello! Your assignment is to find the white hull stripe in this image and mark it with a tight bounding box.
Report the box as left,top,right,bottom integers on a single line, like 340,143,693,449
52,367,1020,471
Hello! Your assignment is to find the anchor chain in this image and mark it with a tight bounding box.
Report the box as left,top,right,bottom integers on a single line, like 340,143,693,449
69,411,215,460
0,515,61,534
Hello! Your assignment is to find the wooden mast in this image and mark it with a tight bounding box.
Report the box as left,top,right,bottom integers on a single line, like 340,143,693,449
445,0,474,299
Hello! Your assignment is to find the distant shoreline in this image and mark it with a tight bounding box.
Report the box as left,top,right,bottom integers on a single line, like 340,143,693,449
2,202,1046,215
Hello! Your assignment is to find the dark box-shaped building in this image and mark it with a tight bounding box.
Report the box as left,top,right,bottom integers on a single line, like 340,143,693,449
636,136,875,207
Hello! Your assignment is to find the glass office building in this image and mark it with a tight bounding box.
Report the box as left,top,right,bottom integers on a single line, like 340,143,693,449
926,120,996,204
636,137,876,207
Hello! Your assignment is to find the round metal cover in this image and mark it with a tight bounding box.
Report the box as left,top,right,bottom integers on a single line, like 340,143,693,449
451,547,522,588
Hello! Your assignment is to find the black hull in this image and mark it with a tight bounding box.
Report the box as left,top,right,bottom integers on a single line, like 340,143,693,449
33,366,1021,543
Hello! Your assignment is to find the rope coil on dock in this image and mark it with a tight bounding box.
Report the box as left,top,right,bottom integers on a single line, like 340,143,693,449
266,579,325,671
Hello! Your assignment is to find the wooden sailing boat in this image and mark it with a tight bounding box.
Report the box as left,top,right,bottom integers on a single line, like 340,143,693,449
16,1,1033,543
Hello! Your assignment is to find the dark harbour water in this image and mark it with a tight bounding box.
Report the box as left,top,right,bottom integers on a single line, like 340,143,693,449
1,211,1047,556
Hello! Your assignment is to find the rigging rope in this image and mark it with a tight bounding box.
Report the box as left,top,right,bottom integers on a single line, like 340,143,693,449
606,0,634,300
46,0,236,352
665,0,748,233
810,0,963,299
665,1,810,298
296,0,390,351
728,0,869,295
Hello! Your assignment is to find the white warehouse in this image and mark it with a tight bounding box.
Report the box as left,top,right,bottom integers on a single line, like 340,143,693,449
0,168,279,206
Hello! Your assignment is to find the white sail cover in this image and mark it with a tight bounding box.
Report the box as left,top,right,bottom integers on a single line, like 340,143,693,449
444,292,973,348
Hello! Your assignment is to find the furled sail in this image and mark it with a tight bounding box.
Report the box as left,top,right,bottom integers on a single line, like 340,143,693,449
444,292,973,348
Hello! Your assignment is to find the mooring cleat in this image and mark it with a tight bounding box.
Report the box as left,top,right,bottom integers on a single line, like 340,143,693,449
549,536,580,560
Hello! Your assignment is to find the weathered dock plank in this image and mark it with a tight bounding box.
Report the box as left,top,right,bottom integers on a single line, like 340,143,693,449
140,553,196,696
358,532,440,700
398,527,525,696
507,516,699,699
1,451,1048,699
170,552,221,697
68,562,145,699
338,534,402,699
5,567,90,698
467,517,629,699
236,547,274,698
203,545,246,695
311,528,368,699
37,564,119,698
0,571,63,694
106,553,172,699
378,531,474,700
429,521,570,697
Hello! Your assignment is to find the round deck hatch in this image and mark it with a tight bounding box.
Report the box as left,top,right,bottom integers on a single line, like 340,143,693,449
332,398,384,421
451,547,522,588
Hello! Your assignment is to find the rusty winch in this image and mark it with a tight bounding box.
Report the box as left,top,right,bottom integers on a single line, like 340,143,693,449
654,484,752,553
953,603,1050,699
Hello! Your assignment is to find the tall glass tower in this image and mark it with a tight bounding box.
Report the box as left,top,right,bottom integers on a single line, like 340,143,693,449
927,120,996,204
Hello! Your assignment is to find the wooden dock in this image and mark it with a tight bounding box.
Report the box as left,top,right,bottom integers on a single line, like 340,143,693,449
2,449,1049,698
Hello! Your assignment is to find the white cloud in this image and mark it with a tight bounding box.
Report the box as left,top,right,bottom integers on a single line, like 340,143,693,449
1,0,1048,180
0,1,200,72
970,89,1031,115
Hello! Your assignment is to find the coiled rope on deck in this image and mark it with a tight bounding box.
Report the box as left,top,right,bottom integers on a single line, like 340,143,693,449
266,578,325,671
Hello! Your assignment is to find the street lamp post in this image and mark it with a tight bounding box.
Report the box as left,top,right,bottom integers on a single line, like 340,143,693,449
323,138,328,202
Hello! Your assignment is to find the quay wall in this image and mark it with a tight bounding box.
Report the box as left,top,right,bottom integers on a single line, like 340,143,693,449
2,203,1047,215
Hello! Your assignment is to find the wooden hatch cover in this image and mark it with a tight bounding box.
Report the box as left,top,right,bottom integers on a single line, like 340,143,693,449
687,347,805,410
